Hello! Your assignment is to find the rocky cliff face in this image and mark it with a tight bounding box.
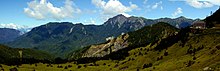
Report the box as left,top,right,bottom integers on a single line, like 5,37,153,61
82,34,129,57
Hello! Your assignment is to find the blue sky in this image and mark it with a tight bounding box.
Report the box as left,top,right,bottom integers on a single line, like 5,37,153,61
0,0,219,28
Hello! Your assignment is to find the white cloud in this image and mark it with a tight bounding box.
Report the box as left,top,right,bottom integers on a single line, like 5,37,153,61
152,1,163,9
172,7,183,17
24,0,81,20
170,0,220,8
0,23,27,30
209,0,220,5
92,0,138,20
83,18,96,24
186,0,213,8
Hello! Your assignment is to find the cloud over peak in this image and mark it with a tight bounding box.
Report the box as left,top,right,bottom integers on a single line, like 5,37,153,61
24,0,81,20
172,7,183,17
92,0,138,20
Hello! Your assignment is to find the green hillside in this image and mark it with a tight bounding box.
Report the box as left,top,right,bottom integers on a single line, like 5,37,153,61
72,29,220,71
0,44,54,65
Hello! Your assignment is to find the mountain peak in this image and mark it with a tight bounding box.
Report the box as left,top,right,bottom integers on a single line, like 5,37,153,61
114,14,127,18
103,14,128,27
176,16,186,19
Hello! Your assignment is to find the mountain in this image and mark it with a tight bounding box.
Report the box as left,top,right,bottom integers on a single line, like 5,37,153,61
67,23,220,71
0,44,53,65
0,28,21,43
68,22,179,59
205,7,220,28
156,16,196,28
6,15,195,58
7,22,103,57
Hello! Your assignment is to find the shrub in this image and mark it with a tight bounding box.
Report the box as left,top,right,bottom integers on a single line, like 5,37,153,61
193,57,196,60
47,65,49,67
157,56,163,61
64,66,68,69
164,51,168,56
143,63,153,69
84,65,87,68
9,67,18,71
89,64,93,66
68,65,72,68
57,65,63,68
77,65,82,68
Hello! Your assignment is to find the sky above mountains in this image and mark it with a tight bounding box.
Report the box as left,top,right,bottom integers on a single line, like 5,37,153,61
0,0,219,28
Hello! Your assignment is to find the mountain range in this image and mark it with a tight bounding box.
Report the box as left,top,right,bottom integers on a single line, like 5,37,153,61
5,14,196,58
0,28,21,43
69,22,179,59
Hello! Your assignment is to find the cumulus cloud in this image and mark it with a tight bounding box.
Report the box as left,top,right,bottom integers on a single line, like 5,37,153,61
92,0,138,20
24,0,81,20
152,1,163,9
172,7,183,17
186,0,213,8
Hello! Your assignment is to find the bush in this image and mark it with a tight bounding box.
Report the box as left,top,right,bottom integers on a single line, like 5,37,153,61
68,65,72,68
64,66,68,69
77,65,82,68
193,57,196,60
157,56,163,61
103,63,106,65
84,65,87,67
9,67,18,71
164,51,168,56
143,63,153,69
57,65,63,68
